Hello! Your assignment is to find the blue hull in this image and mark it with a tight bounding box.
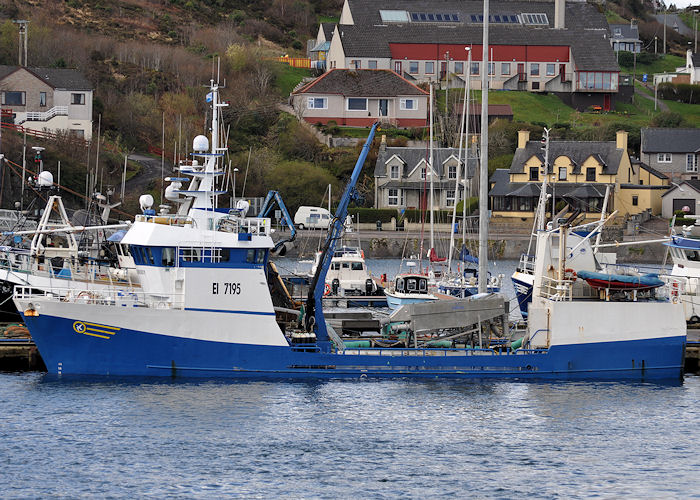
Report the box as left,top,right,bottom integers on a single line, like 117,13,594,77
385,294,436,311
24,314,685,380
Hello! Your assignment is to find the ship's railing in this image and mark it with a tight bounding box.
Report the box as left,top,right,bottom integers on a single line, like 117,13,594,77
538,276,573,301
134,214,195,227
517,254,535,274
216,216,270,236
0,251,132,286
15,286,183,309
338,346,548,357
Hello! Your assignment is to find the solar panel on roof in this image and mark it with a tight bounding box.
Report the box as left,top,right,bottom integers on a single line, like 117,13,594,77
410,12,460,23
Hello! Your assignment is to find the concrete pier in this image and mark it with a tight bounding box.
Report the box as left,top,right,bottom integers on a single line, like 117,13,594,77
0,339,46,372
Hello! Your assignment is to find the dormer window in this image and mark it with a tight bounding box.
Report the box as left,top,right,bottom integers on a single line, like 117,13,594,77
390,164,400,179
559,167,567,180
586,167,596,182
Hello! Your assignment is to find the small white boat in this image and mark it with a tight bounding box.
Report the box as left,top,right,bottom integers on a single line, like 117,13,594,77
384,273,438,310
310,246,377,296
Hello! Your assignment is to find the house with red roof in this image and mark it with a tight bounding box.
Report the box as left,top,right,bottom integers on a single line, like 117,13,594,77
291,68,428,128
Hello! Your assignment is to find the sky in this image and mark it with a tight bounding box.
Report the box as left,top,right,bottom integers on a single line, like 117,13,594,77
671,1,699,8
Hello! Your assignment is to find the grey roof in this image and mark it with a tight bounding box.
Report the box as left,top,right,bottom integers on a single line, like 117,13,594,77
336,0,617,71
609,24,640,41
661,180,700,197
636,161,669,180
295,69,427,97
641,128,700,154
375,146,477,178
489,169,609,198
693,53,700,67
0,65,92,90
510,140,624,175
321,22,336,40
346,0,608,30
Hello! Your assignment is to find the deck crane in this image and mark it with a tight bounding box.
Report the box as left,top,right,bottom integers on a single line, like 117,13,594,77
258,190,296,256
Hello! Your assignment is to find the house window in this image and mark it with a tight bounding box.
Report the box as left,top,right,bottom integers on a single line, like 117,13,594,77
350,60,361,69
71,93,85,105
614,28,622,36
409,61,419,73
546,64,555,76
420,167,426,180
39,92,46,107
559,167,567,180
307,97,327,109
400,98,416,110
390,164,400,179
586,167,596,181
529,167,539,181
488,62,495,75
2,91,25,106
454,62,464,74
687,154,698,173
346,98,367,111
532,82,540,90
501,63,510,75
470,62,479,75
657,153,672,163
446,189,456,206
425,61,434,74
530,64,539,76
632,195,638,206
448,164,457,179
368,60,377,69
388,188,402,206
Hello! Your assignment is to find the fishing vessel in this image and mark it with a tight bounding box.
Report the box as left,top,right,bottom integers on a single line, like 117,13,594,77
310,246,378,297
384,272,438,310
14,12,687,380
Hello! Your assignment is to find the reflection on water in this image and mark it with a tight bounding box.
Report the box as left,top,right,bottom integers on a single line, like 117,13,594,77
1,373,698,497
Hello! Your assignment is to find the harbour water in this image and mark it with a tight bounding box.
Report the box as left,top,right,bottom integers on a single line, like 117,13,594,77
1,373,699,497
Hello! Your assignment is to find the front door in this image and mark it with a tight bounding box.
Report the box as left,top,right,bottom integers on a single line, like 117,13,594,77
603,94,611,112
559,64,566,82
517,63,525,81
440,61,447,80
379,99,389,117
394,61,402,74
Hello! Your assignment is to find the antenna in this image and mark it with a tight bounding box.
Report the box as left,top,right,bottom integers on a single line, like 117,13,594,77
12,20,29,66
217,56,220,84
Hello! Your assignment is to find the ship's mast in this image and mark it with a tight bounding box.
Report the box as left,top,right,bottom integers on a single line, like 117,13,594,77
477,0,490,294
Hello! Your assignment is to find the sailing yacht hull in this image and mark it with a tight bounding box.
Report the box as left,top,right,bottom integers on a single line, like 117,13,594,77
18,304,685,380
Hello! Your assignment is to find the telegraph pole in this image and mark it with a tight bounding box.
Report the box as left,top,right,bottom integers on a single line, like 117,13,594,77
12,20,29,66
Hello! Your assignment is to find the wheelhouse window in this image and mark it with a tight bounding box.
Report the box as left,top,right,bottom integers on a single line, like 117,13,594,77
71,93,85,105
2,91,25,106
351,262,363,271
162,247,175,267
347,98,367,111
307,97,327,109
400,98,416,110
586,167,596,181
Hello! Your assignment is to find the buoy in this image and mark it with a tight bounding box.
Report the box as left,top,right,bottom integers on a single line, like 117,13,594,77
324,283,331,296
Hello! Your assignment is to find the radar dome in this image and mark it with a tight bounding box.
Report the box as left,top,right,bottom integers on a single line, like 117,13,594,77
165,182,184,203
193,135,209,152
37,171,53,187
139,194,154,211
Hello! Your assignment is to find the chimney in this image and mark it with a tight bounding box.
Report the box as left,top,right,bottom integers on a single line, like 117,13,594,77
554,0,565,29
517,130,530,149
616,130,628,151
380,134,387,152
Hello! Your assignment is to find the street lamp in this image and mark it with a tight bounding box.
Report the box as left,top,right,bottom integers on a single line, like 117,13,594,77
695,9,698,53
233,167,239,203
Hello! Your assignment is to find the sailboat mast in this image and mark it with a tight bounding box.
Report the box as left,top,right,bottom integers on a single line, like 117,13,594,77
429,82,435,254
478,0,490,294
448,47,471,272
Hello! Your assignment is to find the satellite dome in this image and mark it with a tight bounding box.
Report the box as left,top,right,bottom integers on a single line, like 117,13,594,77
37,171,53,187
139,194,154,211
193,135,209,152
236,199,250,217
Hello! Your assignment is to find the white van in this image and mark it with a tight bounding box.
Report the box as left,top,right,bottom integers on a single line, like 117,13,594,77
294,206,331,229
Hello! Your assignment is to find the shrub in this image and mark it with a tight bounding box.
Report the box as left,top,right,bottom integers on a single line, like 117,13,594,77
348,208,397,223
657,83,700,105
650,110,686,128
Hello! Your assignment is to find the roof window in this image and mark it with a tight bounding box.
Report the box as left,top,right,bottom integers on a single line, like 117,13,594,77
380,10,410,23
521,13,549,25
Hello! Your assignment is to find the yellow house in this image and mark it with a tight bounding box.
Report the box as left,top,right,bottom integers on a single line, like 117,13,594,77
489,130,669,219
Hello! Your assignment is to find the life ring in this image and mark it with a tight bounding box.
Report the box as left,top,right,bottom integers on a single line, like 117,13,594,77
361,250,365,259
324,283,331,296
564,268,577,280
